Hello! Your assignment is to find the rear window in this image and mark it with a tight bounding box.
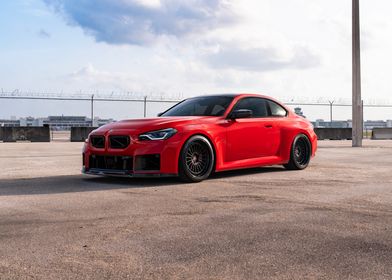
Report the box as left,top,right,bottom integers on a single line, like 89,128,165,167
268,100,287,117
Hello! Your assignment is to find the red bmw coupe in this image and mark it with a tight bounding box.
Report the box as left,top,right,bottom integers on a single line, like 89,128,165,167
82,94,317,182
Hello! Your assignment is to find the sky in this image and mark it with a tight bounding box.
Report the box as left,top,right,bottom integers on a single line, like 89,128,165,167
1,0,392,121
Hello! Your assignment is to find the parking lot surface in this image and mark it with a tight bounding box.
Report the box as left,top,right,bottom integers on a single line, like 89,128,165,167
0,140,391,279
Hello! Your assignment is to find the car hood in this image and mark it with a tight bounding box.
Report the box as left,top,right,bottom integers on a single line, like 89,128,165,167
92,116,218,135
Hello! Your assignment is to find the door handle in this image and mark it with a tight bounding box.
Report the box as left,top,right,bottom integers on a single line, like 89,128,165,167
264,124,273,128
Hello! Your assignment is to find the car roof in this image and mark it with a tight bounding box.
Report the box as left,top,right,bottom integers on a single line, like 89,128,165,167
187,93,290,112
189,93,270,99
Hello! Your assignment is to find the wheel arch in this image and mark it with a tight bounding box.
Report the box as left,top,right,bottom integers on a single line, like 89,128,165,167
280,128,313,163
178,133,218,173
283,132,312,170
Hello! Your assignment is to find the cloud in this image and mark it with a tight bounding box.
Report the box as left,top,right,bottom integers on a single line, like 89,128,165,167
67,63,181,93
37,29,51,38
43,0,235,45
68,64,135,87
205,44,320,72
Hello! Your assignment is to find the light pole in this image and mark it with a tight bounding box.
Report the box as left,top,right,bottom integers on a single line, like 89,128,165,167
352,0,362,147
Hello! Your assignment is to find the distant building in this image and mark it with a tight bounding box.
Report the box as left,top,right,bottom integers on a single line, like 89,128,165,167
312,119,392,129
364,120,388,130
312,119,351,128
19,117,43,127
0,119,20,127
294,107,305,118
43,116,92,130
0,116,115,130
93,117,115,127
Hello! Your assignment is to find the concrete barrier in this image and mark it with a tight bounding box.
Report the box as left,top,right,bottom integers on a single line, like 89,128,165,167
372,128,392,140
70,127,98,142
315,128,352,140
1,127,50,142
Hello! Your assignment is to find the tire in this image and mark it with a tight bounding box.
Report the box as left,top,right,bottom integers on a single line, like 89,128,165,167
178,135,215,182
284,134,311,170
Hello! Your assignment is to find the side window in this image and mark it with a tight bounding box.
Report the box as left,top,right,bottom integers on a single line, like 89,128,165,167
210,104,226,116
232,97,268,118
268,100,287,117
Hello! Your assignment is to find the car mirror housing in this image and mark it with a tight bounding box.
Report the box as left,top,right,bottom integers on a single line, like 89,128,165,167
229,109,253,119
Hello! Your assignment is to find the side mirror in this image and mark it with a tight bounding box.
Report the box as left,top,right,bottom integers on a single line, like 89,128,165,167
229,109,253,119
157,112,164,117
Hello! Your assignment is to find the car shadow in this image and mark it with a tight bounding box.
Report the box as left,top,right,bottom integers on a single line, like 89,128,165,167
0,175,182,196
0,166,286,196
211,166,285,179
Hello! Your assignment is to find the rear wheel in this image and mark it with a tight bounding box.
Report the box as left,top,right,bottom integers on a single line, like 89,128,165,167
178,135,214,182
284,134,311,170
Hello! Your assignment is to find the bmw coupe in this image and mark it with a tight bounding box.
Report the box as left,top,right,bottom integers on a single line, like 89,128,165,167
82,94,317,182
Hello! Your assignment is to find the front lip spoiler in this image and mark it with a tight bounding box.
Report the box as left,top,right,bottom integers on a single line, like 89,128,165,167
82,168,176,178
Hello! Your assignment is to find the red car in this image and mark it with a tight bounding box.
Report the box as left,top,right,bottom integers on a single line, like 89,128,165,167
82,94,317,182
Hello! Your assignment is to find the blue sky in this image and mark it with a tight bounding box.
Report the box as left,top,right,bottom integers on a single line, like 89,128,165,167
1,0,392,121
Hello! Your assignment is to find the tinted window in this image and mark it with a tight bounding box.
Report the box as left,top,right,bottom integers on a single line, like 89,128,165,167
232,97,268,118
161,96,233,117
268,100,287,117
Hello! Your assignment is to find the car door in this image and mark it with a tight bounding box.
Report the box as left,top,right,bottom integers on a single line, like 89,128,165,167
226,97,280,162
265,99,288,155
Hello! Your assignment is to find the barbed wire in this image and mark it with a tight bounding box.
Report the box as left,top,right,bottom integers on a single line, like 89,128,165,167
1,89,392,107
0,89,183,101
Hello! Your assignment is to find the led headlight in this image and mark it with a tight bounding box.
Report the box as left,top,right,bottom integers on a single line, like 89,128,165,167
139,128,177,141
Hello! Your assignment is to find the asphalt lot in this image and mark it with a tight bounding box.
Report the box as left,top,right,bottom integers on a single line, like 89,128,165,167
0,140,392,279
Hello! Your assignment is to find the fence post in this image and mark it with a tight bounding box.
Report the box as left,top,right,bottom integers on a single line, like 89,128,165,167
329,100,334,126
143,96,147,118
91,94,94,127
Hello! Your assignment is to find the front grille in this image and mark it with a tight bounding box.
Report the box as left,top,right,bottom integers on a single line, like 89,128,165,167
91,136,105,148
109,135,130,149
89,155,133,171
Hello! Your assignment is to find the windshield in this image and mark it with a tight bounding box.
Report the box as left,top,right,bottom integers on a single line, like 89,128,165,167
161,96,234,117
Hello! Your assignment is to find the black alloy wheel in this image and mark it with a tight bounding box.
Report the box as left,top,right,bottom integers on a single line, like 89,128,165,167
284,134,311,170
179,135,214,182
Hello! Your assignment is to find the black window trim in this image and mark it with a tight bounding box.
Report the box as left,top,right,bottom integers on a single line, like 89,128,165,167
267,100,288,118
228,97,287,119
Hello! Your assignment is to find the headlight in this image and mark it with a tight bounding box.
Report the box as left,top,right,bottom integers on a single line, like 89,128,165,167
139,128,177,141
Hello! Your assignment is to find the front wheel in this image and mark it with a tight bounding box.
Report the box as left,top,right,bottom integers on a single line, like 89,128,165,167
178,135,215,182
284,134,311,170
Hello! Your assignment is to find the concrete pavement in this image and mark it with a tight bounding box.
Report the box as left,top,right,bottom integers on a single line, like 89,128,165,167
0,140,391,279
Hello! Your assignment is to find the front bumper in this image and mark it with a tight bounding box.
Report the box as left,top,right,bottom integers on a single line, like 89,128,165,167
82,131,183,176
82,167,176,178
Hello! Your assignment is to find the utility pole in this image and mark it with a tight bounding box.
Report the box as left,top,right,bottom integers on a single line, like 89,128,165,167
352,0,362,147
